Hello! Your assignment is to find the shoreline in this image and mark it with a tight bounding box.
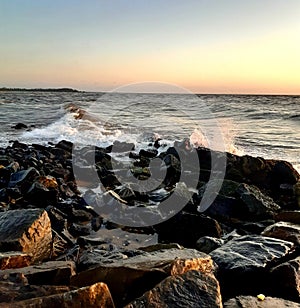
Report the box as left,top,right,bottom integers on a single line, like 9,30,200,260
0,139,299,306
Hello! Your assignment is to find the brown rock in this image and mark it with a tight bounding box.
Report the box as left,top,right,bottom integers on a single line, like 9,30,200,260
126,270,222,308
261,221,300,246
270,256,300,301
224,295,300,308
0,282,115,308
275,211,300,224
0,252,31,270
0,261,76,285
0,209,52,262
71,248,214,306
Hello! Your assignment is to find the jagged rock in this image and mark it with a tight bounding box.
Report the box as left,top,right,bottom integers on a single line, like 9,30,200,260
224,295,300,308
71,248,214,307
237,183,281,219
262,221,300,246
196,236,224,254
0,209,52,262
8,167,39,189
139,148,158,158
12,123,28,130
0,261,76,285
138,243,183,252
155,212,222,248
210,235,294,297
270,256,300,301
0,252,31,270
0,282,115,308
126,270,222,308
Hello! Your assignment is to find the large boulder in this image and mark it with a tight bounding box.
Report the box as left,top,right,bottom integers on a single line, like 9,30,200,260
126,270,222,308
71,248,214,306
0,209,52,262
210,235,294,297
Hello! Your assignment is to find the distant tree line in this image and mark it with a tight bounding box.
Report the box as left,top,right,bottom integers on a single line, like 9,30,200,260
0,87,81,92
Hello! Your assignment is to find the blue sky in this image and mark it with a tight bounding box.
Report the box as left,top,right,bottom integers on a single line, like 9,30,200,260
1,0,300,93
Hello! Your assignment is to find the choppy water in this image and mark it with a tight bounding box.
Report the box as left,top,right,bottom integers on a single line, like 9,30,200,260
0,91,299,172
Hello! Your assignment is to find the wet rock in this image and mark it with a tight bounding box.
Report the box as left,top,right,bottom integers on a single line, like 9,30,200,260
12,123,28,130
196,236,224,254
112,141,135,153
1,282,115,308
270,256,300,301
71,248,214,307
0,261,76,285
155,212,222,248
8,167,39,188
224,295,300,308
0,252,32,270
0,209,52,262
237,183,281,219
139,148,158,158
126,270,222,308
262,221,300,246
210,235,294,297
55,140,73,153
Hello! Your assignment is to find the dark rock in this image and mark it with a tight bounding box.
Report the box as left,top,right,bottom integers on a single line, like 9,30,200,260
8,167,39,188
45,206,68,232
69,222,91,237
237,183,281,219
1,282,115,308
139,148,158,158
0,261,76,285
55,140,73,153
71,248,214,307
262,221,300,246
224,295,300,308
0,209,52,262
270,256,300,301
210,235,294,298
112,141,135,153
155,212,222,248
275,210,300,224
196,236,224,254
138,243,183,252
91,216,103,232
126,270,222,308
12,123,28,130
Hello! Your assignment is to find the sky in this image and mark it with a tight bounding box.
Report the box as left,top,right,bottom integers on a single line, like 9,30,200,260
0,0,300,94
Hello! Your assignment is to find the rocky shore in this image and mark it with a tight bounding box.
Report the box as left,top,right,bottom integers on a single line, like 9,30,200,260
0,139,300,307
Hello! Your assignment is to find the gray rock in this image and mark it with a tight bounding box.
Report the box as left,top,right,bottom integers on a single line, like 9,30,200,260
196,236,224,254
224,295,300,308
210,235,294,297
126,270,222,308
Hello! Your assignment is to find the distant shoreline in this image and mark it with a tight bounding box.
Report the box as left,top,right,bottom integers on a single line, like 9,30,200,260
0,87,82,92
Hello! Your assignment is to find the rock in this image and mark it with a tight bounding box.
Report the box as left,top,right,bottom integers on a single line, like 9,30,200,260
71,248,214,307
275,210,300,224
237,183,281,219
26,181,58,205
270,256,300,301
0,282,71,304
155,212,222,248
224,295,300,308
126,270,222,308
0,252,32,270
295,181,300,208
0,282,115,308
0,261,76,285
112,141,135,153
210,235,294,297
8,167,39,189
262,221,300,246
12,123,28,130
138,243,183,252
0,209,52,262
196,236,224,254
55,140,73,153
139,148,158,158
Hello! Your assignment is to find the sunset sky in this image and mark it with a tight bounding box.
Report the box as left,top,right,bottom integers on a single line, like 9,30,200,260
1,0,300,94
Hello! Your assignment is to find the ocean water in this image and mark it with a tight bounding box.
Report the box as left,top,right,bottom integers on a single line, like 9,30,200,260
0,91,299,172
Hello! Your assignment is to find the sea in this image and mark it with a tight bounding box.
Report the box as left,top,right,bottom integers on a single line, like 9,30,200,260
0,91,299,172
